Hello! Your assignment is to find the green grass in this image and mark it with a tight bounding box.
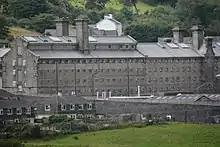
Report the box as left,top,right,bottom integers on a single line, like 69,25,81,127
9,27,40,37
26,124,220,147
68,0,154,14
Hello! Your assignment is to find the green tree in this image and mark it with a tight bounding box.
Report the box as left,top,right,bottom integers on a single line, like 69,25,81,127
30,13,56,33
0,14,9,39
7,0,48,18
85,0,109,10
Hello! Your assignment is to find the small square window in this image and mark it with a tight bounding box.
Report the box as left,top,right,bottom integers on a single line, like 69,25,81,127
70,104,75,110
88,104,93,110
0,109,3,115
108,45,112,48
61,104,66,111
125,45,129,48
45,104,51,111
7,108,12,115
16,108,22,115
78,104,84,110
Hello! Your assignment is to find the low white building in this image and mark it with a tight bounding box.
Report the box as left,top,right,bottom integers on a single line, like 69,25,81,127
96,14,123,36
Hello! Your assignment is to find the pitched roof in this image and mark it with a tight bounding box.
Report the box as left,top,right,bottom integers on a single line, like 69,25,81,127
91,36,136,44
137,43,202,58
0,48,10,57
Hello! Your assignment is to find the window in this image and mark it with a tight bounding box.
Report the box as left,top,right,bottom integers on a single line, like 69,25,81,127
45,104,51,111
160,77,163,82
0,109,3,115
71,114,76,119
125,45,129,48
18,47,22,55
23,60,26,66
13,70,16,75
18,58,22,66
160,67,163,72
108,45,112,48
26,107,31,114
18,85,23,92
120,45,123,48
61,104,66,111
131,45,134,48
78,104,84,110
7,108,12,115
16,108,22,115
13,81,17,87
70,104,75,110
88,104,93,110
12,60,16,66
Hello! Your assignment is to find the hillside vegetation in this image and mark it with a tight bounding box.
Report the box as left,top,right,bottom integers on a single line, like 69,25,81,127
26,124,220,147
1,0,220,42
68,0,155,14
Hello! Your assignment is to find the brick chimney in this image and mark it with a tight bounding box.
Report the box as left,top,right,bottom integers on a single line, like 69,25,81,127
172,27,184,43
75,19,89,54
55,18,69,36
191,25,204,50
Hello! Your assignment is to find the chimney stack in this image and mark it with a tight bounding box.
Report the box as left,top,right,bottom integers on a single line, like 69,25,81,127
204,36,215,56
172,27,184,43
191,25,204,50
75,19,89,53
137,85,140,97
55,18,69,36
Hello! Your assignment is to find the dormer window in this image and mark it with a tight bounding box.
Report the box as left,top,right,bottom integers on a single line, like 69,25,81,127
125,45,129,48
108,45,112,48
131,45,134,48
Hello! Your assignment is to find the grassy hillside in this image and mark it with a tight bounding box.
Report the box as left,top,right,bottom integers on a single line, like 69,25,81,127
68,0,154,14
9,27,40,37
26,124,220,147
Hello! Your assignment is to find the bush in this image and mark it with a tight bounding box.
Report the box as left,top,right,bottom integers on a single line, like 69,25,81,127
0,140,24,147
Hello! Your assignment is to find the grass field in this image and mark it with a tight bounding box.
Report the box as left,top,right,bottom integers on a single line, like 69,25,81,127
26,124,220,147
9,27,40,37
68,0,154,14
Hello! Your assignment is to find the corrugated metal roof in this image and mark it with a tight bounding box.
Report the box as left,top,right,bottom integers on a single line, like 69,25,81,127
0,48,10,57
137,43,202,57
32,51,93,59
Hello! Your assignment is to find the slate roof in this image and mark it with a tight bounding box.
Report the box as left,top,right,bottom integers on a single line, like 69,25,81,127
91,36,136,44
106,94,220,106
22,36,77,44
32,50,93,59
0,48,10,57
90,50,144,58
137,43,202,58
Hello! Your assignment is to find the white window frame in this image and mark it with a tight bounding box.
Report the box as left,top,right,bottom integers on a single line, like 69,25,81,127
13,70,16,75
18,85,23,92
78,104,84,110
88,104,92,110
0,109,3,115
45,104,51,111
16,108,22,115
70,104,75,110
71,114,77,119
12,60,16,66
61,104,66,111
7,108,12,115
13,81,17,87
26,107,31,114
23,60,26,66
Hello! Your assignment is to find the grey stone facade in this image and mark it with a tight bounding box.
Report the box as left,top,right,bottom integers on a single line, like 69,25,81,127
1,19,220,97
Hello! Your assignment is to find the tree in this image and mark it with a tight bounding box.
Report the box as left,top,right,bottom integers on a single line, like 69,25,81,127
85,0,109,10
119,0,139,15
7,0,48,19
0,14,9,39
30,13,56,33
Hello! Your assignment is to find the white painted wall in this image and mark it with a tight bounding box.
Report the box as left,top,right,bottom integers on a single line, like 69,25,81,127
97,19,116,31
96,14,123,36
